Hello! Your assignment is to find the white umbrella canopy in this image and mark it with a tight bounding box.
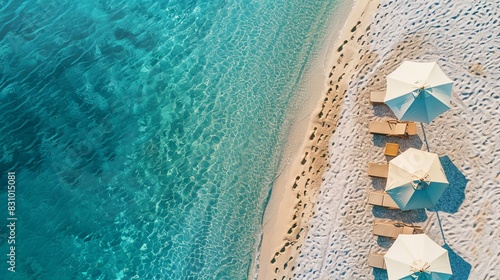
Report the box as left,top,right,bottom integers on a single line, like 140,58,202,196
384,234,452,280
386,148,449,211
384,61,453,124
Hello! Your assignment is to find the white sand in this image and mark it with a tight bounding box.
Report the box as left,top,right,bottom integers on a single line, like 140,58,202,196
256,0,499,279
291,0,500,279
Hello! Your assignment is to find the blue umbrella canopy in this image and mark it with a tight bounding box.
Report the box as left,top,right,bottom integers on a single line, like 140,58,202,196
385,234,452,280
384,61,453,124
386,148,449,211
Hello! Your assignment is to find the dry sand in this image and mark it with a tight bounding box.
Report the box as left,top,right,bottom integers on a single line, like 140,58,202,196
257,0,499,279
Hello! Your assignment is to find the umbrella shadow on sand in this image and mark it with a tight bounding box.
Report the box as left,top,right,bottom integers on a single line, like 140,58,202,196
372,206,428,224
372,267,388,280
433,156,468,213
443,244,472,280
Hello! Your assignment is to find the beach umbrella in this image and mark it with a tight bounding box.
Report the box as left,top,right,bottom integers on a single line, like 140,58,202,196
386,148,448,211
384,61,453,124
384,234,452,280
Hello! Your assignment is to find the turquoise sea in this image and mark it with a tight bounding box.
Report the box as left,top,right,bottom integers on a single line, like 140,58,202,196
0,0,342,279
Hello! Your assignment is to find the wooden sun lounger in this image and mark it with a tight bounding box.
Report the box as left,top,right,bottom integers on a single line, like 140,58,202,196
369,120,417,136
384,143,399,156
370,91,385,103
368,191,399,209
368,163,388,178
368,253,386,269
372,220,423,239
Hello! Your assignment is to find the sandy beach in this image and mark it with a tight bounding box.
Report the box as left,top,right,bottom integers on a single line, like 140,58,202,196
256,0,499,279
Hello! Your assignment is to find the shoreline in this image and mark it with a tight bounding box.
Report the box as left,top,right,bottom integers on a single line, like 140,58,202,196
254,1,381,279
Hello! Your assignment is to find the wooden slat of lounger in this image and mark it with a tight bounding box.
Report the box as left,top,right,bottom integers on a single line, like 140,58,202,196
368,253,386,269
370,120,418,136
368,191,400,209
382,193,399,209
368,163,388,178
373,222,422,239
370,121,408,136
368,192,384,206
384,143,399,156
406,122,417,135
373,220,422,238
370,91,385,103
393,123,407,135
402,226,417,235
373,222,400,239
369,121,393,135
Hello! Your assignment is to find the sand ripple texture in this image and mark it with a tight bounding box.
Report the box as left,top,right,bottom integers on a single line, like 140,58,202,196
294,1,499,279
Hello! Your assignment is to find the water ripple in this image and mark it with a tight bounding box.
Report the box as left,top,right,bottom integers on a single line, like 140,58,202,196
0,0,339,279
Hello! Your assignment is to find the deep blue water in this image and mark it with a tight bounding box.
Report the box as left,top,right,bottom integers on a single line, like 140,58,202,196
0,0,340,279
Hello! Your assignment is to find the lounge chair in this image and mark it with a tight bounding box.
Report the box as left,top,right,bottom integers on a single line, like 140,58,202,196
369,120,417,136
372,220,423,239
368,191,399,209
384,143,399,156
368,252,386,269
368,163,388,178
370,91,385,103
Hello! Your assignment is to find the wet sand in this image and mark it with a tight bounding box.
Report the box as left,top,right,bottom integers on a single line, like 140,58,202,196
255,1,381,279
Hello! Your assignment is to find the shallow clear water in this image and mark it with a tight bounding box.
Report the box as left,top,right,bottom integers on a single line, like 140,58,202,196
0,0,339,279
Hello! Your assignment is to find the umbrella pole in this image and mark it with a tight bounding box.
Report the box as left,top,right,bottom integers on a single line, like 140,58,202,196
420,123,430,152
434,210,447,245
420,123,447,244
